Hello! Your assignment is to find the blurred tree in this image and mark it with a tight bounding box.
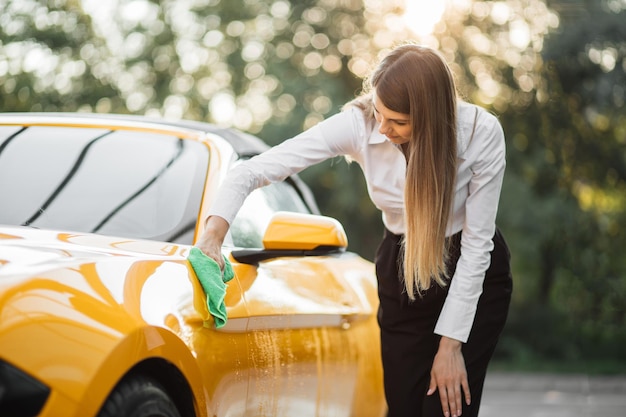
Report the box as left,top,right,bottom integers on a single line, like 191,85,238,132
0,0,122,111
526,0,626,360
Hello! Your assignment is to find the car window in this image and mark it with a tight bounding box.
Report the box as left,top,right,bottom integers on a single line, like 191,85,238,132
0,125,208,244
229,174,311,249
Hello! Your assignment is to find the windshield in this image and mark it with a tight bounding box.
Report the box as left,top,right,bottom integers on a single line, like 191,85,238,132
0,125,208,244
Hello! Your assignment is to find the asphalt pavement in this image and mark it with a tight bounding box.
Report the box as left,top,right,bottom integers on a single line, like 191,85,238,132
480,372,626,417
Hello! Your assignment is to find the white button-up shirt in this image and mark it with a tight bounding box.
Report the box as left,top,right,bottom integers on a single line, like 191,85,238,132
208,101,506,342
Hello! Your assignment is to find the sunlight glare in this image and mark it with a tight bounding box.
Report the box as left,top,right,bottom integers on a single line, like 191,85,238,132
402,0,447,36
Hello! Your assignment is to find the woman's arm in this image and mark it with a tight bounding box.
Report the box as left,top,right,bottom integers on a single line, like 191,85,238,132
435,111,506,342
196,108,365,262
429,109,506,417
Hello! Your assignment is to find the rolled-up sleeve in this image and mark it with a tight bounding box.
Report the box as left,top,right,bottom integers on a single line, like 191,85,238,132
434,113,506,342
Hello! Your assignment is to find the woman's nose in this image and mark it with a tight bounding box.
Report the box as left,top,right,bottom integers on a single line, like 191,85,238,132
378,119,390,134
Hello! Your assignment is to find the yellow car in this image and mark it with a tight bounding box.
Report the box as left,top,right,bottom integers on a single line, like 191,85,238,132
0,113,385,417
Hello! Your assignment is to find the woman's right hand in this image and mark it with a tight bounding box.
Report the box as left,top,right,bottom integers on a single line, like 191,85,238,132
195,215,230,270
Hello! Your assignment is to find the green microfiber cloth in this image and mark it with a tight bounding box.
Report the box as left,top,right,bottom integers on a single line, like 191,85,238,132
187,247,234,329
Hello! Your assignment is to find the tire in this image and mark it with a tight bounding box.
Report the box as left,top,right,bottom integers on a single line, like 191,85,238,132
97,375,182,417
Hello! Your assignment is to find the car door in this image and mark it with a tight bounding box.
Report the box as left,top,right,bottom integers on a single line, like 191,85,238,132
225,180,377,416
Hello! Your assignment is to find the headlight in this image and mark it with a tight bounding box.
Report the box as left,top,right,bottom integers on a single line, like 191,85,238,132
0,360,50,417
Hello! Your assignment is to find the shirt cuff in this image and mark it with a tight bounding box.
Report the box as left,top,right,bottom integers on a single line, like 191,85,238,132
434,296,477,343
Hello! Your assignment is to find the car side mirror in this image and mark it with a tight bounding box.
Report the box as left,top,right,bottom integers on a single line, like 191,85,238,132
231,211,348,265
262,211,348,250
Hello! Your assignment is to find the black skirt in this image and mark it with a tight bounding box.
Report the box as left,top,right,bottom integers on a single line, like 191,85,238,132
375,228,513,417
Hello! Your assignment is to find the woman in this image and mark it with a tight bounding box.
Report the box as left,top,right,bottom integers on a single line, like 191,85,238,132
197,43,513,417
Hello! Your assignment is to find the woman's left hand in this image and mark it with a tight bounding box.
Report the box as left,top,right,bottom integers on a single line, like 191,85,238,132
427,336,471,417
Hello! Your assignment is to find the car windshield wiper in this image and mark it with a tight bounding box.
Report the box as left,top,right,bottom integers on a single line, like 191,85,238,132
91,138,185,233
22,131,113,227
0,126,28,158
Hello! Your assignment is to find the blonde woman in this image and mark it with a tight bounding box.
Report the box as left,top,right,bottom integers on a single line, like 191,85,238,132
197,44,512,417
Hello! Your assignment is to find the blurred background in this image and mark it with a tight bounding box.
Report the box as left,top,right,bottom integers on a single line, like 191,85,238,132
1,0,624,373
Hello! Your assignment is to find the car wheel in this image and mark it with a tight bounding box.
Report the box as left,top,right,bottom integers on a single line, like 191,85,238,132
97,375,182,417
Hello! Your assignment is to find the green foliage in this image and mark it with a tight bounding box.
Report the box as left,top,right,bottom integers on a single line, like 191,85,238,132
0,0,121,111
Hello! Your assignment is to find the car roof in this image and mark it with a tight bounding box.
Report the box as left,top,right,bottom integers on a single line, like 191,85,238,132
0,112,270,158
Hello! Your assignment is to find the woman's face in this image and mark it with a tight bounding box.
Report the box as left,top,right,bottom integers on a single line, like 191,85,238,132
372,90,412,145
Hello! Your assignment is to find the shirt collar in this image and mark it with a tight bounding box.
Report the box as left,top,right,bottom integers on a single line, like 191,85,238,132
368,130,387,144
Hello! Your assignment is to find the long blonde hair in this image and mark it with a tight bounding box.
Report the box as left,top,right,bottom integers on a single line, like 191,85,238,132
350,44,458,299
